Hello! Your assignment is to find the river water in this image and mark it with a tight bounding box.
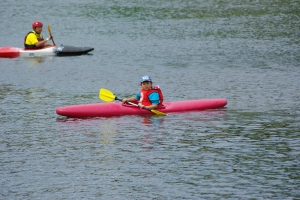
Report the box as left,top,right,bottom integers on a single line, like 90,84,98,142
1,0,299,199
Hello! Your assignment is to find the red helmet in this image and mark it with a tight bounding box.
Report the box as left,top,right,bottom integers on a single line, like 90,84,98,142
32,20,43,28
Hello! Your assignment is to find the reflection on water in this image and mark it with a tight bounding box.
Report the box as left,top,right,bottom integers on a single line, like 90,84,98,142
56,117,118,137
23,56,56,66
139,116,165,152
140,115,165,126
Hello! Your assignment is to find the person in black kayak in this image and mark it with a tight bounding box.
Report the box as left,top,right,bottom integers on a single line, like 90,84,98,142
24,20,54,49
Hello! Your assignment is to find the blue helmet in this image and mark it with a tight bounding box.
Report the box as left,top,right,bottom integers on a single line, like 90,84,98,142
140,75,152,83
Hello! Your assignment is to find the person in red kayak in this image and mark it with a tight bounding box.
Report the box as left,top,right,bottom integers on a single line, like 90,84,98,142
24,20,54,49
122,75,164,110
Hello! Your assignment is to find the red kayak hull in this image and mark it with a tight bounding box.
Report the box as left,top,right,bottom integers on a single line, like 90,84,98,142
0,47,20,58
56,99,227,118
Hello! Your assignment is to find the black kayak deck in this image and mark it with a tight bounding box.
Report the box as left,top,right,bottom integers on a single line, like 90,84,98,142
55,45,94,56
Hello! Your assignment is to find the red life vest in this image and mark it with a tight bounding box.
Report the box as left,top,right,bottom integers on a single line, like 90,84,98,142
140,85,164,106
24,31,44,49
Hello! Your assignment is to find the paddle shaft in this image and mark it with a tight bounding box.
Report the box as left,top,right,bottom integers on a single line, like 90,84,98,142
47,25,56,45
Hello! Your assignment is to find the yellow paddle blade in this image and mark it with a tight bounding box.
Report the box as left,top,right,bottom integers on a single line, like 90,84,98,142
99,88,116,102
47,25,51,33
150,109,167,116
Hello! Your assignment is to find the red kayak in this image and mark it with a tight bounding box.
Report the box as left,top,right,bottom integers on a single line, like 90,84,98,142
56,99,227,118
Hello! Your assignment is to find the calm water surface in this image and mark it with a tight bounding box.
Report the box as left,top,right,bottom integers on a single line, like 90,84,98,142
1,0,299,199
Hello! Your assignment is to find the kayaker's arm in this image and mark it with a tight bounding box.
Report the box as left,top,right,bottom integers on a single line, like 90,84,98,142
139,103,158,110
34,36,53,47
122,97,137,103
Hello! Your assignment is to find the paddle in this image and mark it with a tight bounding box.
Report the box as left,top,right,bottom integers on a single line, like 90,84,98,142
47,25,56,45
99,88,167,116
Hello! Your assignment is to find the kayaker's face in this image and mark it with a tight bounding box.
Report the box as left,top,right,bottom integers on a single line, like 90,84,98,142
34,26,43,34
141,81,152,90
